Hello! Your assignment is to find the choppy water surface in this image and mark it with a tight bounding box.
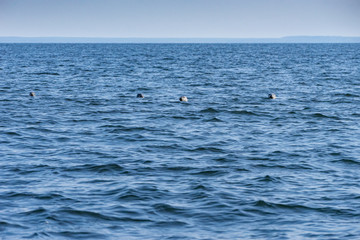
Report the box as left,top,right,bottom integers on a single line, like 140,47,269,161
1,43,360,239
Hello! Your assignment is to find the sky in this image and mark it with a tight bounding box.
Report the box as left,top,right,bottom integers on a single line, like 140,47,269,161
0,0,359,38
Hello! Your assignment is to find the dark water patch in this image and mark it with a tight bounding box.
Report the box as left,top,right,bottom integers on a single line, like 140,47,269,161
55,136,72,142
152,220,188,228
287,110,298,114
192,206,246,224
246,156,275,161
285,163,314,170
212,156,238,163
1,131,21,136
19,207,48,217
51,231,109,239
187,191,212,201
88,186,127,197
327,128,341,132
162,166,195,172
32,72,60,76
100,124,149,133
81,68,96,72
7,164,57,175
331,159,360,165
171,115,200,120
253,199,356,217
235,167,250,172
143,143,185,152
115,186,166,202
20,126,58,135
191,169,228,177
162,57,175,61
254,175,282,183
2,191,73,203
252,163,313,171
152,203,187,216
117,191,147,201
334,92,360,98
191,183,212,191
58,208,128,222
58,148,120,160
191,146,225,153
329,151,342,156
228,110,258,116
63,163,124,174
118,133,148,142
36,193,70,201
24,232,53,239
243,207,277,216
200,107,220,113
203,117,224,122
3,192,41,199
0,221,27,230
310,113,340,120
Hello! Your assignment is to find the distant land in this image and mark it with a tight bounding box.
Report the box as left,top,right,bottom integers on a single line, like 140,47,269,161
0,36,360,43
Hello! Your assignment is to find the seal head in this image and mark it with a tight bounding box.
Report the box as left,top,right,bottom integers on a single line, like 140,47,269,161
29,92,35,97
137,93,144,98
179,96,188,102
268,93,276,99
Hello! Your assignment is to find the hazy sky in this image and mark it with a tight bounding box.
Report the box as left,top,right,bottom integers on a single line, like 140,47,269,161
0,0,359,38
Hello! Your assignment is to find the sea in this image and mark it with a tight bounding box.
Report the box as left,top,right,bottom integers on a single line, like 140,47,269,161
0,43,360,240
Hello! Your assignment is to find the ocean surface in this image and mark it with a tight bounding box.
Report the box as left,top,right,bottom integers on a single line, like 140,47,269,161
1,43,360,240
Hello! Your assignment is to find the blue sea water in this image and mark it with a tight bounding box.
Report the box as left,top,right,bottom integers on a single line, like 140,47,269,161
0,43,360,239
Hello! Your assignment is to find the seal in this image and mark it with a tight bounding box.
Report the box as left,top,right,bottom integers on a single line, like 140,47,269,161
137,93,144,98
268,93,276,99
29,92,36,97
179,96,188,102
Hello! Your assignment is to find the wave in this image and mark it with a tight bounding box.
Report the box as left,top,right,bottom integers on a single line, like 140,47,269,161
0,221,25,229
253,175,282,183
228,110,258,116
200,107,220,113
190,146,225,153
203,117,223,122
19,207,47,216
310,113,340,119
191,169,228,177
32,72,60,75
152,203,186,215
63,163,124,174
251,199,357,216
331,158,360,165
48,231,109,239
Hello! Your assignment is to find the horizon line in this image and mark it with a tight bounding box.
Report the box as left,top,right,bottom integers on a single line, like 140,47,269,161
2,35,360,39
1,36,360,43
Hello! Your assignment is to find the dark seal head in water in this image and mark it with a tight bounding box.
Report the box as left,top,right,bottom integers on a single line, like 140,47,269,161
29,92,35,97
137,93,144,98
268,93,276,99
179,96,188,102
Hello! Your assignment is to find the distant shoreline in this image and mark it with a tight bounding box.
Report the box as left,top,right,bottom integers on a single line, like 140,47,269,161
1,36,360,43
